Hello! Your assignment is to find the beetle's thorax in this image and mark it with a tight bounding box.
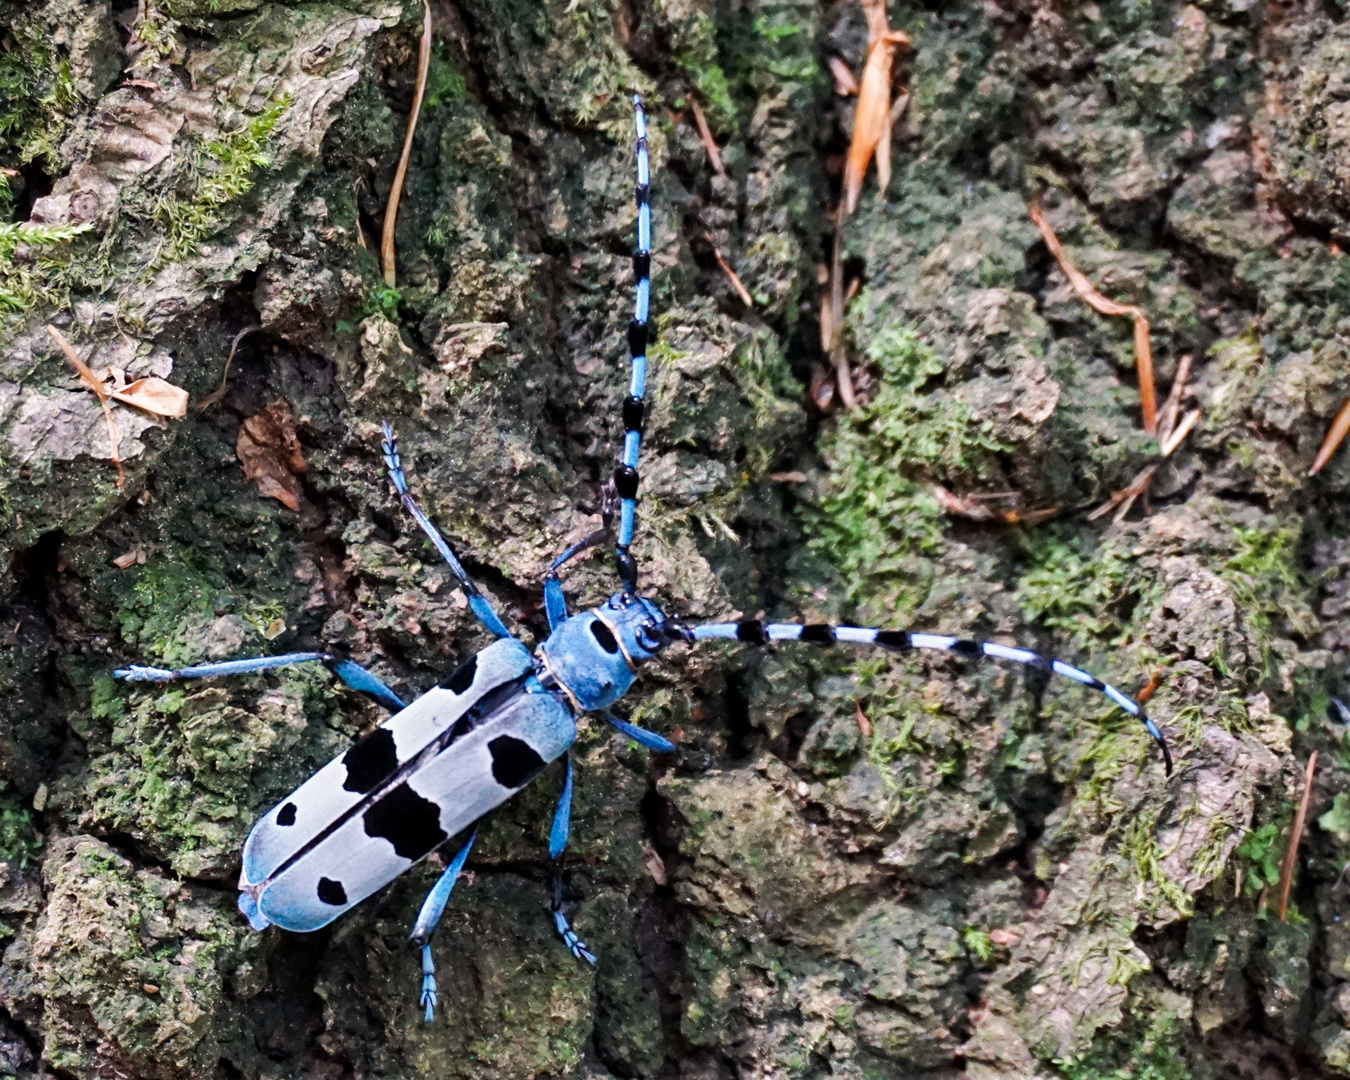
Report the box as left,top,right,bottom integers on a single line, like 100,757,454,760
536,592,669,711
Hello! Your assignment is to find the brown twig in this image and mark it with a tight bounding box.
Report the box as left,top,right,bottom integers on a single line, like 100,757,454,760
197,325,260,411
1028,196,1157,434
689,99,727,179
703,231,753,307
47,324,125,489
1310,395,1350,476
1277,751,1318,922
381,0,432,287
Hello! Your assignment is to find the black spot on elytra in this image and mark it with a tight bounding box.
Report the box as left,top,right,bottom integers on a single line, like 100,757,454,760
317,877,347,906
363,782,448,860
488,735,546,789
590,619,619,654
342,727,399,793
276,802,297,826
441,653,478,694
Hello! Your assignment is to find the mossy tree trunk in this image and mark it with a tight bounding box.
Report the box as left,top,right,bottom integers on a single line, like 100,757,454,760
0,1,1348,1078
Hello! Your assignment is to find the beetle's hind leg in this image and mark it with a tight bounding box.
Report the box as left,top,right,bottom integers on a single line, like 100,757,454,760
409,828,477,1021
548,756,596,964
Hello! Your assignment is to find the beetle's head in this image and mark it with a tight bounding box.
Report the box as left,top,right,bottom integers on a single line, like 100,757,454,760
538,592,685,712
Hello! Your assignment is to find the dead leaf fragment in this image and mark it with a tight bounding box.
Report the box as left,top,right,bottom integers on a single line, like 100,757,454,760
111,547,146,569
641,841,668,885
236,399,307,510
987,928,1018,946
842,30,910,216
828,56,859,96
110,376,188,418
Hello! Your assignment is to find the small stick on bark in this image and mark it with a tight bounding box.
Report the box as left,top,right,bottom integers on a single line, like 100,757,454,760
1028,195,1157,434
1277,750,1318,922
703,231,753,307
198,326,260,411
382,0,432,287
47,324,125,489
1310,395,1350,476
689,99,727,179
829,224,855,408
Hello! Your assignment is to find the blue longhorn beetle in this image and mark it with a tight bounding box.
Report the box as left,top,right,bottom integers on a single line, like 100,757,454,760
114,95,1172,1020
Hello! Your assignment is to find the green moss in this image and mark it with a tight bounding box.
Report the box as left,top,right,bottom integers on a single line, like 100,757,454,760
963,926,994,961
1014,528,1153,651
1217,525,1308,678
424,40,467,109
1118,805,1192,918
672,12,736,131
112,555,225,667
1054,1011,1192,1080
155,95,290,261
1235,820,1284,898
806,326,1008,615
0,26,78,168
0,219,93,313
0,794,41,868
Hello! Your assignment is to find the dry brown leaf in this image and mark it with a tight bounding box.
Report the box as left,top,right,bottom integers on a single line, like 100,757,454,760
860,0,891,43
111,547,146,569
111,377,189,418
382,0,432,287
640,841,668,886
842,31,909,216
1310,395,1350,476
1028,196,1157,433
854,701,872,739
237,398,307,510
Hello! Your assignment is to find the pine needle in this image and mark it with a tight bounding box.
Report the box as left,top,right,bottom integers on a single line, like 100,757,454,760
1028,195,1157,434
46,324,125,489
689,99,727,179
1309,395,1350,476
382,0,432,287
1277,751,1318,923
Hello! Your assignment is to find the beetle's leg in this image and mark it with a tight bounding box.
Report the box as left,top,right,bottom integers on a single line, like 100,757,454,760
381,422,515,640
678,619,1172,775
114,652,406,713
544,529,609,630
551,876,596,965
600,711,676,753
548,754,574,859
545,758,595,964
409,827,477,1022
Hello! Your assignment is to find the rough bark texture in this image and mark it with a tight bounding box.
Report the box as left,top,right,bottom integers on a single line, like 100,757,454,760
0,0,1348,1078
